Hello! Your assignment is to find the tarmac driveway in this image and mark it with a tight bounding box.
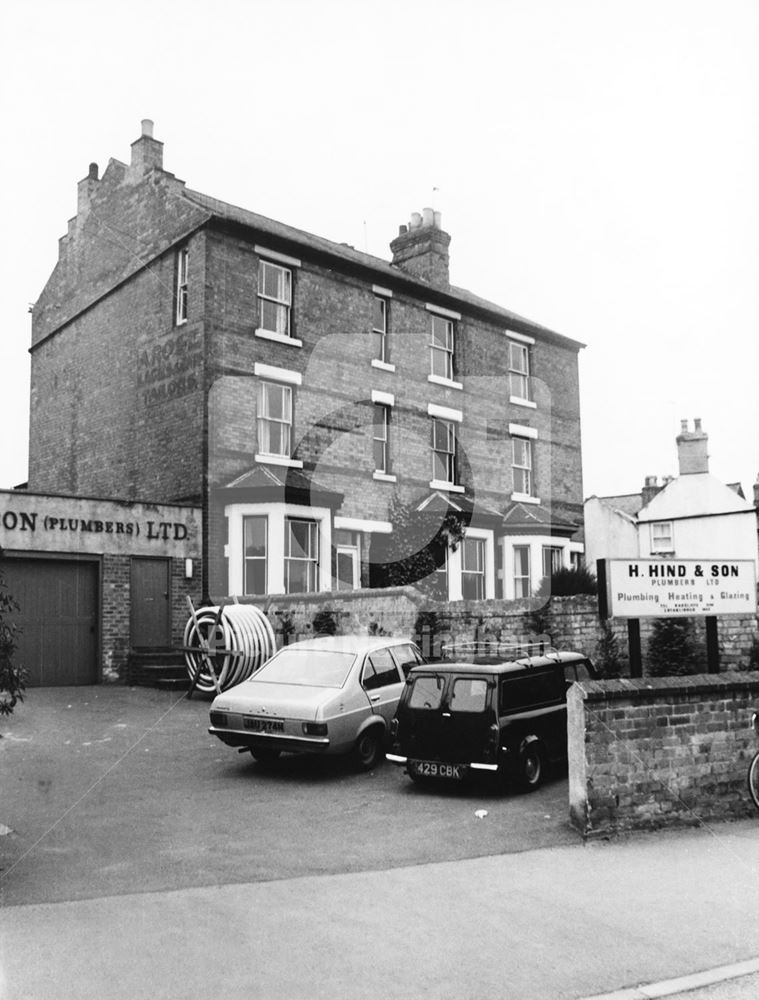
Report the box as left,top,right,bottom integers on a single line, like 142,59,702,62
0,685,578,907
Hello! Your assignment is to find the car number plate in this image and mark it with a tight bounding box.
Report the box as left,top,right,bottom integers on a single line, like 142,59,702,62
411,760,463,780
243,716,284,733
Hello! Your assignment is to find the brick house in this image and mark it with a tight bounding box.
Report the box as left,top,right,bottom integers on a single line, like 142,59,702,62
29,120,586,611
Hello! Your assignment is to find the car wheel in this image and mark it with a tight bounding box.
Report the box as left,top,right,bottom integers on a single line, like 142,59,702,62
353,728,382,771
517,742,544,791
250,747,281,764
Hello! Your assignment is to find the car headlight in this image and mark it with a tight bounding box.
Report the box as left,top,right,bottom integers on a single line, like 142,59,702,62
210,712,228,727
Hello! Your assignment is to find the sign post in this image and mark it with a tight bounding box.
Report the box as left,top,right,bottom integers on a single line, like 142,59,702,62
597,558,757,675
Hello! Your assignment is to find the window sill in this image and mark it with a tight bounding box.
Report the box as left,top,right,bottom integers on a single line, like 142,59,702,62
430,480,465,494
255,328,303,348
511,492,540,505
371,359,396,373
509,396,537,409
254,454,304,469
428,374,463,390
373,471,397,483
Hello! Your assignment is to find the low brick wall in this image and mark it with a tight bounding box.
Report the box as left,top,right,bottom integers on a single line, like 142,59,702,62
567,673,759,837
219,589,759,673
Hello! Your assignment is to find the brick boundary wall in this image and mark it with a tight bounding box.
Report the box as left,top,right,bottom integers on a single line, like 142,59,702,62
567,673,759,837
221,589,759,673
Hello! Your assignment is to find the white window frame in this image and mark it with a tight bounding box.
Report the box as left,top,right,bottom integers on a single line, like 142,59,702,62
373,403,390,475
542,545,563,580
461,536,486,600
431,417,457,486
284,516,320,594
372,295,389,365
175,247,188,325
512,436,533,497
257,259,292,339
509,341,530,402
242,514,268,596
334,529,361,591
513,544,532,599
430,314,455,382
651,521,674,553
257,381,293,459
446,528,495,601
226,503,331,595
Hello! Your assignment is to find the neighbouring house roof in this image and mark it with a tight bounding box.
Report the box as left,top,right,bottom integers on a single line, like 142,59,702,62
590,493,642,519
182,188,584,351
638,472,756,522
414,489,503,527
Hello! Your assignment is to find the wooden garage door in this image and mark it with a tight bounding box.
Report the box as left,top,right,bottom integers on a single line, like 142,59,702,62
2,558,99,687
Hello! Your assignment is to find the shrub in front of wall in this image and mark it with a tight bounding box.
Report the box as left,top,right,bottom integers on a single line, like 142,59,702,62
594,619,623,678
536,566,598,598
646,617,696,677
312,608,338,636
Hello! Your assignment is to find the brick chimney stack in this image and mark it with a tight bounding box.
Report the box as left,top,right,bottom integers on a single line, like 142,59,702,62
676,418,709,475
390,208,451,286
641,475,662,507
130,119,163,175
76,161,99,217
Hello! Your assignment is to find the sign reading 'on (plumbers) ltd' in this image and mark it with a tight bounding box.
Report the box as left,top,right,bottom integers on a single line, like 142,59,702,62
604,559,758,618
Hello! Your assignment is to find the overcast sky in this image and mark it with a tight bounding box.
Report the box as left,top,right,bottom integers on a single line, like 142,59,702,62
1,0,757,502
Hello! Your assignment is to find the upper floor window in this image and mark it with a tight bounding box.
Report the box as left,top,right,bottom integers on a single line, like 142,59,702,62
512,437,533,496
258,259,292,337
461,537,486,600
651,521,674,553
373,403,390,474
372,296,389,364
509,342,530,400
430,315,455,381
243,515,267,595
285,517,319,593
431,417,457,484
175,247,188,325
258,381,293,458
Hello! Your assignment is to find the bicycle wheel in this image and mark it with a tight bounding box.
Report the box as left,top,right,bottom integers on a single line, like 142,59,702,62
747,751,759,810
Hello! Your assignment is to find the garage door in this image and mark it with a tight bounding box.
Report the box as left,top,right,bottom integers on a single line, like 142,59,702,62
2,558,99,686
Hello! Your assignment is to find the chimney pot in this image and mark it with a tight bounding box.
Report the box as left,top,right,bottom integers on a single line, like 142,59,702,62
433,210,442,229
409,212,422,229
422,206,434,227
88,162,99,180
680,419,689,433
694,417,702,432
141,118,154,138
398,224,408,236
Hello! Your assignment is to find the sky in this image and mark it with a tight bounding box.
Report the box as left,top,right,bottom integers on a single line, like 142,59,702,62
1,0,757,501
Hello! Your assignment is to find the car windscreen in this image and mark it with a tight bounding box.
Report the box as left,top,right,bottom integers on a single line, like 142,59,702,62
407,674,446,710
250,649,356,688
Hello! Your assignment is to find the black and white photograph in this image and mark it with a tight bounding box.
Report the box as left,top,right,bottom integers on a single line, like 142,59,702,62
1,2,758,998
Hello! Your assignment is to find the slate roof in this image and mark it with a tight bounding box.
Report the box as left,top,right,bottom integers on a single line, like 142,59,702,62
219,465,343,508
182,188,584,351
501,501,578,536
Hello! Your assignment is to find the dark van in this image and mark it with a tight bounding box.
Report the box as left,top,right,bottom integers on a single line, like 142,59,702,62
386,650,596,790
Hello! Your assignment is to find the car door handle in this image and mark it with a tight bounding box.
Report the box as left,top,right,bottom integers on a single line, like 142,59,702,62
442,712,451,718
370,695,382,703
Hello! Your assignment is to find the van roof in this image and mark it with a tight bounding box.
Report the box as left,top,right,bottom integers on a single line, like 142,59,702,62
409,651,592,677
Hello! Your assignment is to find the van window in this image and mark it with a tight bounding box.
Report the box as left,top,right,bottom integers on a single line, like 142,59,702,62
449,678,488,713
408,674,445,710
564,660,594,685
500,670,563,713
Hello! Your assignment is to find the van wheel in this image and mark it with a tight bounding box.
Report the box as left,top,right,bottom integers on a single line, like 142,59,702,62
353,728,382,771
517,743,544,791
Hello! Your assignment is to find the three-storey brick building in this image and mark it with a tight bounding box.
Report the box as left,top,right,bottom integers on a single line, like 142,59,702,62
29,120,585,610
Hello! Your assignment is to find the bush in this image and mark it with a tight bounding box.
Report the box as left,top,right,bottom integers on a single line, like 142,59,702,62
536,566,597,598
647,618,695,677
0,570,25,716
312,608,338,636
594,620,623,678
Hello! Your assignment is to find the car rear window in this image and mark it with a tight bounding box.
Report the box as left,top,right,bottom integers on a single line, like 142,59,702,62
407,674,445,710
449,678,488,713
251,649,356,687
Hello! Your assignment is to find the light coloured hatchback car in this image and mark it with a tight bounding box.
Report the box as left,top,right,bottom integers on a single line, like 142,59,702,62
208,635,425,770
